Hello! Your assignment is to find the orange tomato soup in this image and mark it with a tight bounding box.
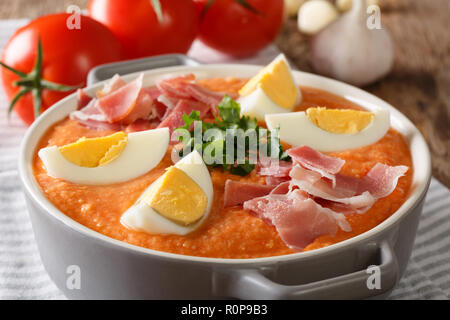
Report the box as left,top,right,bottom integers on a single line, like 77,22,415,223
33,78,413,258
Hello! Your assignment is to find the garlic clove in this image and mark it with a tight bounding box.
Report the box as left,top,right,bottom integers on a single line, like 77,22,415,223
297,0,339,35
310,0,394,86
285,0,307,17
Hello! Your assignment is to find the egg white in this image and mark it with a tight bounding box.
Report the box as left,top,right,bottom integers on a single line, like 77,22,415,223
238,54,302,121
238,87,291,121
120,150,214,235
38,127,170,185
265,108,390,152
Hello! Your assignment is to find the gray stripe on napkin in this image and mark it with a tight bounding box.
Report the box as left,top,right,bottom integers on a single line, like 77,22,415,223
389,178,450,300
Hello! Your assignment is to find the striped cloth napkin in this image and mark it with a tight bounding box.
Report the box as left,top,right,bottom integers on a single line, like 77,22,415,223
0,19,449,300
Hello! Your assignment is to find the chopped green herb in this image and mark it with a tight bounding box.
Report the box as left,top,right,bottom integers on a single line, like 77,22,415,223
174,95,290,176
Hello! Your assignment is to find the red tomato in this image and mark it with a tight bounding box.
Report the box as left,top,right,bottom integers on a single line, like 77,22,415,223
88,0,200,59
196,0,284,57
1,13,122,125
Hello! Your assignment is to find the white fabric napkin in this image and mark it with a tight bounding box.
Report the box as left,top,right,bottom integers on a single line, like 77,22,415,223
0,19,449,300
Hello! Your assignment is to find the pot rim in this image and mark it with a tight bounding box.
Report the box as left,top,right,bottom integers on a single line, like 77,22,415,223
19,63,432,265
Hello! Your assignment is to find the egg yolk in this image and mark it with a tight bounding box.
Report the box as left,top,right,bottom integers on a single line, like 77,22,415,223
307,107,374,134
144,167,207,226
239,58,299,110
58,132,128,167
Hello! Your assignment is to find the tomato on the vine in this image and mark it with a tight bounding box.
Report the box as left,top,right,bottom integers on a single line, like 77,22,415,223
88,0,200,59
0,13,122,125
196,0,284,58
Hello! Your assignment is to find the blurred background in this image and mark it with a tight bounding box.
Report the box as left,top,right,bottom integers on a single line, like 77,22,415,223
0,0,448,187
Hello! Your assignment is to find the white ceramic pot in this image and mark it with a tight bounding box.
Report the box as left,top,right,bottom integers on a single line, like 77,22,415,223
18,55,431,299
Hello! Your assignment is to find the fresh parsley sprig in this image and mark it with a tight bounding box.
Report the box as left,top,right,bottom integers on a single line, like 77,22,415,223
174,95,289,176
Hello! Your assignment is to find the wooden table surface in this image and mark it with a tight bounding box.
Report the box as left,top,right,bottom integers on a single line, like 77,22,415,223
1,0,449,188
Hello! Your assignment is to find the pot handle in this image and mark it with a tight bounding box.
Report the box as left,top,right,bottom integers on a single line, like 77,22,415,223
87,54,201,85
213,241,398,299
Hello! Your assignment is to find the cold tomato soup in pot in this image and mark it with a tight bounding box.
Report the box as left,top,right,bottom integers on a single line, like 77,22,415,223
34,59,413,259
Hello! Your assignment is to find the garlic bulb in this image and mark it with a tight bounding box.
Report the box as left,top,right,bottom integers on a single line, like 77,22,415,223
298,0,339,35
310,0,394,86
336,0,380,13
285,0,306,17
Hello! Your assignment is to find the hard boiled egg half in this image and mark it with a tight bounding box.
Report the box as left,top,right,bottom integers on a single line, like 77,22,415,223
120,150,213,235
38,128,169,185
238,54,301,121
265,107,390,151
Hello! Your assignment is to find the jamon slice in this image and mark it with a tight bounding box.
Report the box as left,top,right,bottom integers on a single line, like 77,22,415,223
289,161,408,213
265,176,291,186
290,164,376,212
156,74,235,115
243,189,351,251
96,74,127,98
157,99,210,133
120,90,155,125
76,88,93,110
360,163,409,198
71,99,107,123
71,73,157,128
72,73,235,131
183,83,228,113
288,145,345,187
242,146,408,251
257,158,293,178
156,74,195,100
223,180,275,207
96,74,145,123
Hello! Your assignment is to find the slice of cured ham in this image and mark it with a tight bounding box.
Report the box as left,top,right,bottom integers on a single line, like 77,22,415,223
288,145,345,187
270,181,291,195
223,180,275,207
70,73,158,130
156,74,195,100
142,86,162,100
289,160,408,212
243,145,408,251
156,74,235,115
183,83,228,114
153,100,169,120
265,176,291,186
71,99,107,123
76,88,93,110
96,74,127,98
71,73,230,132
257,158,293,178
70,99,122,131
289,164,376,211
96,74,146,124
120,90,155,125
157,99,210,133
360,163,409,198
157,94,178,111
243,189,351,251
